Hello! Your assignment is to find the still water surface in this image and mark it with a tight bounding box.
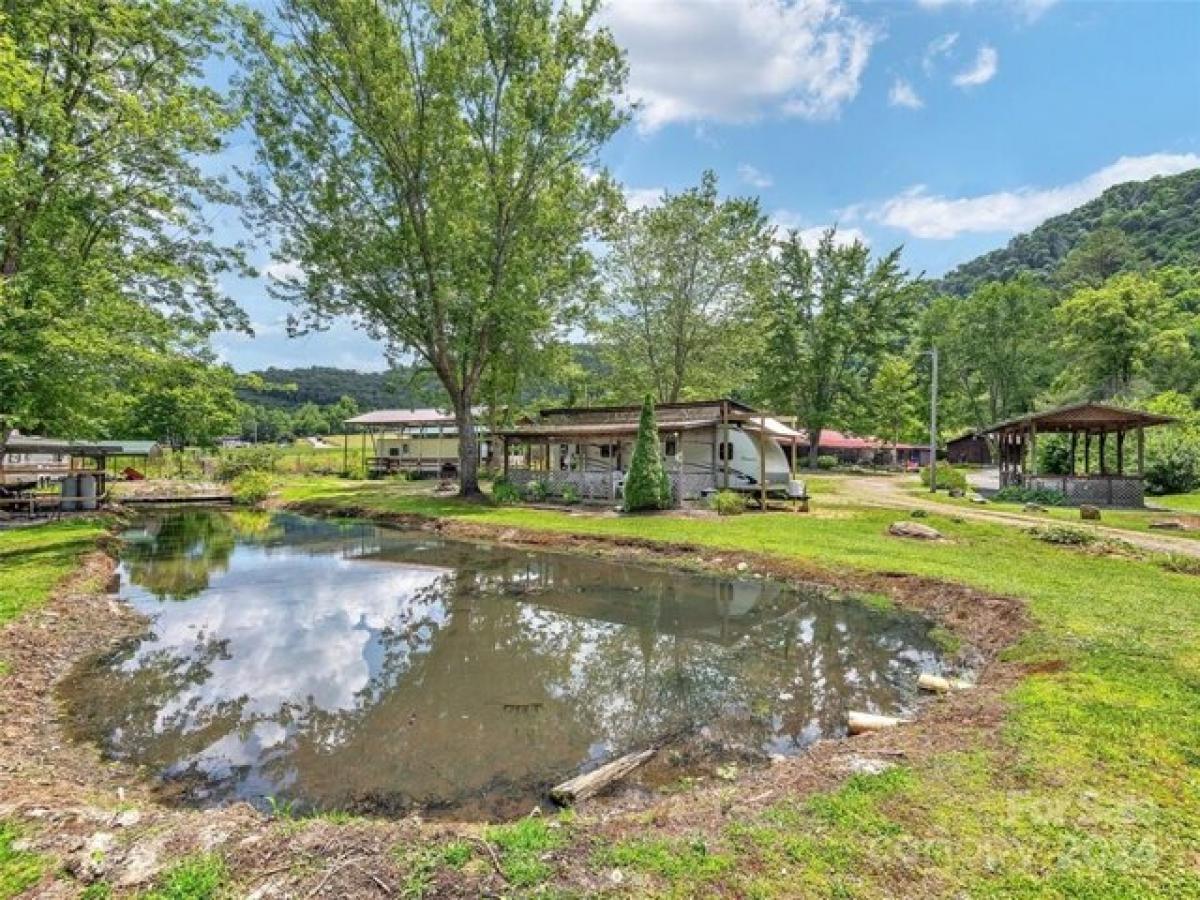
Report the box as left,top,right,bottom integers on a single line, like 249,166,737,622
63,511,943,818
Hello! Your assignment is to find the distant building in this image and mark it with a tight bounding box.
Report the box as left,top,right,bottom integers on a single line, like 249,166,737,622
945,432,993,465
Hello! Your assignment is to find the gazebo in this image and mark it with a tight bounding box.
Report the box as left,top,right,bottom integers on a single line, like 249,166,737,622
982,402,1175,507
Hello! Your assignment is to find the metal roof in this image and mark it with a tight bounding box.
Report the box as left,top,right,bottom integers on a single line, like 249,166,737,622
94,440,161,455
1,432,111,457
983,402,1176,434
345,408,485,427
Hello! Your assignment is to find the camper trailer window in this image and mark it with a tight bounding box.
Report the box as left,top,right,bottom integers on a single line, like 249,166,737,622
717,442,734,461
389,448,399,457
599,445,612,458
664,438,677,457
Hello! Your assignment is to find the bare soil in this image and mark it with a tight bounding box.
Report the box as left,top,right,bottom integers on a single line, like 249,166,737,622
0,509,1031,897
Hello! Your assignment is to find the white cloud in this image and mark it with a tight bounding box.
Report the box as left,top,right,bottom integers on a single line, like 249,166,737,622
870,153,1200,239
738,164,774,189
264,260,305,282
771,210,869,248
888,78,924,110
624,186,665,210
922,32,959,75
602,0,877,131
952,45,998,87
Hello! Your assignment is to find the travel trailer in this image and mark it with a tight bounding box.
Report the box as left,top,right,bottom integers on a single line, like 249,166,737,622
500,399,801,502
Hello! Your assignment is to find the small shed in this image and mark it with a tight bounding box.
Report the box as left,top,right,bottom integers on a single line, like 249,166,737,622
982,402,1175,507
946,432,993,465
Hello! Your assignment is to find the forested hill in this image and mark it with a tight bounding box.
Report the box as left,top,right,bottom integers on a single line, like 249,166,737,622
238,366,435,410
939,168,1200,296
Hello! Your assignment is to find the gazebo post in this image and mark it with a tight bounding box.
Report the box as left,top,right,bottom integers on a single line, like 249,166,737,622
1029,421,1038,477
1084,431,1091,475
1137,427,1145,476
1116,430,1125,475
1098,429,1107,476
1069,431,1077,476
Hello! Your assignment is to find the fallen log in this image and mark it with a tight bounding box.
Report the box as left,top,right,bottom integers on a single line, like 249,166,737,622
917,672,974,693
550,748,656,806
847,711,909,735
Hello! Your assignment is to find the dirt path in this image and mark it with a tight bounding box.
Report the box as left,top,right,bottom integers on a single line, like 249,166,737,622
838,474,1200,559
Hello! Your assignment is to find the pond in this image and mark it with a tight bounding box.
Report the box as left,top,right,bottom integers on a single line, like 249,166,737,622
62,510,945,820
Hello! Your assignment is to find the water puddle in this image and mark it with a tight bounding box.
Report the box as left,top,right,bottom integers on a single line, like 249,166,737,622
62,510,943,819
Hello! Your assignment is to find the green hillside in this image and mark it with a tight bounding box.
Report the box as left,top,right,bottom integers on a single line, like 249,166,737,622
939,168,1200,295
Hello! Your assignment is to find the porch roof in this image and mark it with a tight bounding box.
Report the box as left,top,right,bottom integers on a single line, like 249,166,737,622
499,419,722,441
983,401,1175,435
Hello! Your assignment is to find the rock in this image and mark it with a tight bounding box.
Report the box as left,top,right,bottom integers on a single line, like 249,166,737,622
114,809,141,829
888,521,943,540
1149,520,1183,530
844,755,896,776
68,832,115,882
609,869,626,885
1023,503,1046,513
948,487,965,498
117,838,165,887
735,562,749,572
1080,505,1101,521
910,509,928,518
969,494,987,504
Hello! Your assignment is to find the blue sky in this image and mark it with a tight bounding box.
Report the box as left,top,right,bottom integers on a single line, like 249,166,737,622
211,0,1200,373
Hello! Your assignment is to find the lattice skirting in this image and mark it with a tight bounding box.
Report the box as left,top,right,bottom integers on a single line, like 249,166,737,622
1026,475,1145,508
507,468,716,502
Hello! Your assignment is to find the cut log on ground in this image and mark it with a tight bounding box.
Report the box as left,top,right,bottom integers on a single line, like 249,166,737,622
917,673,974,693
847,711,910,735
550,748,656,806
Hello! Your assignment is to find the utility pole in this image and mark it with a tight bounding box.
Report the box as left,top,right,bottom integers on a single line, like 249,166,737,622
928,346,939,493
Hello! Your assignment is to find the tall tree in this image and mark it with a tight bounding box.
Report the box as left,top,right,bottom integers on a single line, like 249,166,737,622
757,230,912,468
1054,226,1143,289
861,354,920,464
0,0,248,435
598,171,773,403
240,0,627,496
922,275,1057,433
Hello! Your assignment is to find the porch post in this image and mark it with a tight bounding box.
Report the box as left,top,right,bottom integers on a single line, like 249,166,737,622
1029,421,1038,477
759,413,767,510
502,436,509,477
1099,430,1107,476
1116,430,1125,475
1069,431,1077,476
721,401,730,490
675,430,682,506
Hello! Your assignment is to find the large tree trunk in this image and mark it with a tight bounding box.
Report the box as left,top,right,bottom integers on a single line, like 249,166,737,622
806,427,823,469
454,400,482,498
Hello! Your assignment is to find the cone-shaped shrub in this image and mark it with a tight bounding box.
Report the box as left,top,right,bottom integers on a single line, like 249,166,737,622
623,395,669,512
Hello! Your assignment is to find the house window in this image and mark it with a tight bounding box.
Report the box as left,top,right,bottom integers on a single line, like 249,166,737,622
389,447,399,457
599,445,612,458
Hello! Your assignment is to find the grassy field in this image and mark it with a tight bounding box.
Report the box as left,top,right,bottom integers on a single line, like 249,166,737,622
0,519,106,626
274,476,1200,896
902,484,1200,541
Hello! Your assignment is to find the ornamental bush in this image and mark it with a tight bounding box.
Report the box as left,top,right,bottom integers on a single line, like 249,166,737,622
816,455,838,470
710,490,746,516
230,471,274,506
623,395,670,512
919,464,968,491
1144,443,1200,495
993,486,1067,506
560,482,581,504
492,477,520,505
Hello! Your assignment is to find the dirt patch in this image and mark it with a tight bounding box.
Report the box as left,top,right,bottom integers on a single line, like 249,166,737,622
0,506,1031,897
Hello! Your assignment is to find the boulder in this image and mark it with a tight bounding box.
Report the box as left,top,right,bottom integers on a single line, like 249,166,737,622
888,521,943,540
1080,505,1101,521
968,494,987,504
948,487,965,498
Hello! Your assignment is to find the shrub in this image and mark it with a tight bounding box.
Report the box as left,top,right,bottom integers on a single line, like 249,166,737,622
560,482,581,504
710,490,746,516
1028,524,1097,546
919,464,968,491
623,395,670,512
816,454,838,470
214,446,279,482
229,471,274,506
523,480,548,502
491,478,520,505
993,486,1066,506
1037,435,1074,476
1144,443,1200,495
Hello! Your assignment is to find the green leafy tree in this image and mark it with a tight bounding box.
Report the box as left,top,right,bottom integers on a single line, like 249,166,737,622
1055,271,1187,397
1054,226,1143,289
239,0,627,496
120,358,240,459
0,0,248,435
862,355,920,464
291,402,329,437
598,171,773,403
623,395,668,512
921,276,1057,433
757,229,914,468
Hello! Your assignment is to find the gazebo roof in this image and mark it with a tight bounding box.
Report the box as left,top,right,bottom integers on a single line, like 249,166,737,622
983,402,1176,435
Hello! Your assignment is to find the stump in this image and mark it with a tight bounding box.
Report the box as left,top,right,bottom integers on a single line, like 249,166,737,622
917,673,974,693
1080,505,1101,521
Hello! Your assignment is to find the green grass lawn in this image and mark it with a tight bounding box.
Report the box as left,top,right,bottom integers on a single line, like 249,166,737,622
278,476,1200,896
905,484,1200,541
1159,491,1200,514
0,519,106,626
